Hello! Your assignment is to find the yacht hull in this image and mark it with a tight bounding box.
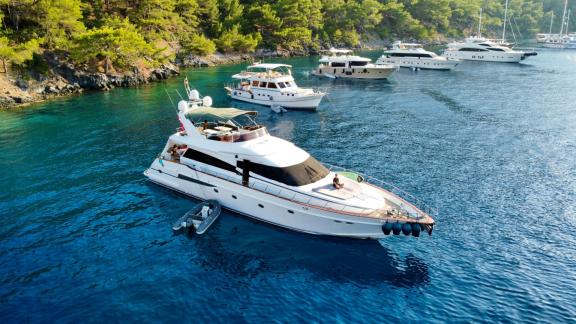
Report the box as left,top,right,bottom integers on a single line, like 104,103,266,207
144,159,391,239
313,66,395,79
442,51,525,63
227,88,324,109
376,58,459,70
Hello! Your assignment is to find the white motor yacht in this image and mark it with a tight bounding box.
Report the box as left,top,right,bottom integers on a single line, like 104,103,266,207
376,41,459,70
144,85,436,239
224,63,325,110
313,48,396,79
443,37,537,63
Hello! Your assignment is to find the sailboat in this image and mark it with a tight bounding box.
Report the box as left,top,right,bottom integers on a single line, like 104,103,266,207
536,0,576,49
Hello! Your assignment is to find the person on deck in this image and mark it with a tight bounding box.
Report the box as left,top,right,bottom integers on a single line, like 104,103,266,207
202,120,209,130
333,174,344,189
169,145,180,161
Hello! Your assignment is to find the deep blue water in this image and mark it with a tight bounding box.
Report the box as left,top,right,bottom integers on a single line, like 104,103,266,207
1,50,576,322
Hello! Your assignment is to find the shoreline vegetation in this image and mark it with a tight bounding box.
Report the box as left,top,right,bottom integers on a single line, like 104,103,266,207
0,0,572,109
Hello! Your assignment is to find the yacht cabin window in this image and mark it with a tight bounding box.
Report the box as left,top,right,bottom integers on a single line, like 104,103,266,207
390,53,433,58
459,48,488,52
487,48,504,51
350,61,368,66
238,156,329,187
260,82,267,88
267,83,277,89
330,62,346,67
278,82,286,88
183,149,238,174
252,81,259,87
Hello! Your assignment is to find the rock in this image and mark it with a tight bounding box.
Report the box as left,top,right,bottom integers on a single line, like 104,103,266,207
45,86,59,94
15,79,29,90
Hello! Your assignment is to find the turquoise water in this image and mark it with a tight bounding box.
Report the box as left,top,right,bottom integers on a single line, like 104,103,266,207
1,50,576,322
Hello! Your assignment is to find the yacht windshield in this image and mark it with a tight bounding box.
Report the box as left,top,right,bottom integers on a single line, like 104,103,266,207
350,61,368,66
240,156,329,186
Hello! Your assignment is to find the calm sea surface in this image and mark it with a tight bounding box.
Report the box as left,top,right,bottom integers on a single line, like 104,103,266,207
1,50,576,322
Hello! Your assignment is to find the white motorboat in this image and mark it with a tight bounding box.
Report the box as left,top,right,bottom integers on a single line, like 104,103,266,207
225,63,325,110
313,48,396,79
144,85,436,239
443,37,536,63
376,41,459,70
444,2,537,62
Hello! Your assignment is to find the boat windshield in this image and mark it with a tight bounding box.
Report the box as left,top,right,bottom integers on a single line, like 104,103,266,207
239,156,330,186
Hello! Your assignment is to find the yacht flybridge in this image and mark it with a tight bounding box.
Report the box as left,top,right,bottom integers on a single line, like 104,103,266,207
313,48,396,79
144,86,436,239
225,63,325,110
376,41,459,70
443,37,537,63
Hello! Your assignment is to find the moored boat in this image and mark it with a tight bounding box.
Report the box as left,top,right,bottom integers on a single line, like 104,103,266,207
313,48,396,79
145,84,437,239
225,63,325,110
376,41,459,70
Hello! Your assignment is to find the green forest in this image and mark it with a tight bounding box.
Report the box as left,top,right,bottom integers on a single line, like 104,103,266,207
0,0,574,74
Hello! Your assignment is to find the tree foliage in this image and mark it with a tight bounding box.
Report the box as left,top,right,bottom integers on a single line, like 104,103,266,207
70,17,158,73
0,0,574,72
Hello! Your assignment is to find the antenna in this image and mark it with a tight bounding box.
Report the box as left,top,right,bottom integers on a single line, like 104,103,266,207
163,87,178,113
567,8,571,35
502,0,509,41
560,0,568,34
549,12,554,34
183,76,192,98
175,89,184,101
478,7,483,37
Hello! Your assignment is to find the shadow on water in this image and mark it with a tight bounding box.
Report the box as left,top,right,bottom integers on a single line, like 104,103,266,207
190,215,429,288
421,88,496,123
153,179,429,289
159,182,430,289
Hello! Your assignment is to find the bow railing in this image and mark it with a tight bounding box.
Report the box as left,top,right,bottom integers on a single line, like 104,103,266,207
324,163,439,218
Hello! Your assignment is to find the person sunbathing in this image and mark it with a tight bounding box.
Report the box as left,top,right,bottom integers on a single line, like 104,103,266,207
333,174,344,189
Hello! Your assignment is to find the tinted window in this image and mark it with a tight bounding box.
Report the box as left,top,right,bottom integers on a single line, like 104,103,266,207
459,48,488,52
391,53,432,58
350,61,368,66
251,81,259,86
183,149,238,173
268,83,277,88
260,82,267,87
330,62,346,67
278,82,286,88
238,156,329,186
487,48,504,51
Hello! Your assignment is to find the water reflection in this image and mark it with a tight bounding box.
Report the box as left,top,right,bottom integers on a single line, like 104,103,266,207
174,208,430,288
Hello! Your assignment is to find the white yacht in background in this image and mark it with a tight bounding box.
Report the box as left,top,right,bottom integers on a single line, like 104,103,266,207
445,2,537,62
144,85,436,239
224,63,325,110
313,48,396,79
443,37,536,63
376,41,459,70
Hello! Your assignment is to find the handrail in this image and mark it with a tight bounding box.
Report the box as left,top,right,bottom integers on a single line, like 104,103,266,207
181,160,437,220
324,163,439,217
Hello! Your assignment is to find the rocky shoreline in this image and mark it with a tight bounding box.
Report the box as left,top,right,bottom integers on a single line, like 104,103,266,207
0,49,294,109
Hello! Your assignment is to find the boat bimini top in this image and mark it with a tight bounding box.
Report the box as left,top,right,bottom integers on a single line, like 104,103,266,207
184,107,257,122
232,63,293,80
